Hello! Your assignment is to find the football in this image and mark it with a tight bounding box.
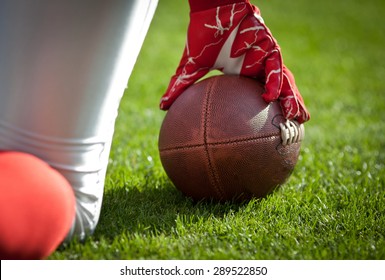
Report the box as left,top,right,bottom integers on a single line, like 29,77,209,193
158,75,304,201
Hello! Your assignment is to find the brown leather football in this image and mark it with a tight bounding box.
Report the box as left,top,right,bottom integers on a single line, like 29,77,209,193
158,75,304,201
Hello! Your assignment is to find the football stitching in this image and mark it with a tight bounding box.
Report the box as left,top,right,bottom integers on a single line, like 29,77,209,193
159,133,280,152
203,77,226,200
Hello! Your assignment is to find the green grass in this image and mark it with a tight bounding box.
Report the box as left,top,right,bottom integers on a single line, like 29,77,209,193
50,0,385,259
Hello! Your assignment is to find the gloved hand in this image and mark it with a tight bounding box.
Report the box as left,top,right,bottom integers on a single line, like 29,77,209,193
160,0,310,123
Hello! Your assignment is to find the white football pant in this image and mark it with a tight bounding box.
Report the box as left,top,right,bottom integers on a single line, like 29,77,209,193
0,0,158,240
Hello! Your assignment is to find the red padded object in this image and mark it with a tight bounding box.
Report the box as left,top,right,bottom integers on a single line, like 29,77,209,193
159,75,303,201
0,152,75,259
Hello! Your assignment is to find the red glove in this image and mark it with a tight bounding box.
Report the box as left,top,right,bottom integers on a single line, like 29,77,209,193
160,0,310,123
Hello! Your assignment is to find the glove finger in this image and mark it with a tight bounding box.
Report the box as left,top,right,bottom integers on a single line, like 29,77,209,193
231,14,268,57
280,66,310,123
261,49,283,103
160,50,210,110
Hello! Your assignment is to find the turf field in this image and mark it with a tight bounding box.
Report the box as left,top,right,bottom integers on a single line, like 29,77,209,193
50,0,385,259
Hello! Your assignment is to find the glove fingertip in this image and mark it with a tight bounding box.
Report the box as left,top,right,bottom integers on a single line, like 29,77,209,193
261,92,278,104
159,97,171,111
297,111,311,124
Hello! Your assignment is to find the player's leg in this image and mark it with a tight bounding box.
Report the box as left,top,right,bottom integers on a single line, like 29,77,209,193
0,0,158,242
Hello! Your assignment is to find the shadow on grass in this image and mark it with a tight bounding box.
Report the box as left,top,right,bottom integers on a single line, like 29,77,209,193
94,179,250,240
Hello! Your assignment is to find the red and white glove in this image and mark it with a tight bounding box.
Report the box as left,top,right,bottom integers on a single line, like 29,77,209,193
160,0,310,123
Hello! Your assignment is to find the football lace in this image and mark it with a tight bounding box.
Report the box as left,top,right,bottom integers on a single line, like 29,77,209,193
279,120,305,146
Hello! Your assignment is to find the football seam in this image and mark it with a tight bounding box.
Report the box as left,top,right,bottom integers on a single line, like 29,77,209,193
202,77,225,200
158,133,280,152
